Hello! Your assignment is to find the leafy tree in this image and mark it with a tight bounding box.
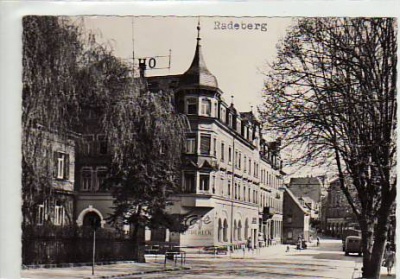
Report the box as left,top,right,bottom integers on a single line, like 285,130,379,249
259,18,396,278
22,16,82,226
103,80,187,249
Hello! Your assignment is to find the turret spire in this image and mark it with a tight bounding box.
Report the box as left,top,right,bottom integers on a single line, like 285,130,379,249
180,19,218,89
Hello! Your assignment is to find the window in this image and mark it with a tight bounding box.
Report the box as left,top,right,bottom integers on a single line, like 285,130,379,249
233,220,237,241
201,99,211,116
220,142,225,161
244,156,247,172
212,175,216,194
183,173,196,193
54,205,64,226
185,138,196,154
199,174,210,191
287,214,293,224
238,153,242,169
200,134,211,155
213,138,217,157
228,146,232,164
54,152,69,180
223,219,228,242
238,220,242,240
98,135,107,155
187,98,197,114
218,219,223,242
287,230,293,240
220,107,226,122
249,159,252,175
228,114,233,127
82,135,94,155
234,150,238,168
81,168,93,191
96,168,108,190
37,204,45,225
234,183,238,199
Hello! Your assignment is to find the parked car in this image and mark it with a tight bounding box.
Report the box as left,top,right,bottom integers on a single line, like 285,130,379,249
344,236,362,256
342,228,361,251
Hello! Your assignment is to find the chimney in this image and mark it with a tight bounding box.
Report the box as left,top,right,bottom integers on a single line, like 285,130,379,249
139,58,147,78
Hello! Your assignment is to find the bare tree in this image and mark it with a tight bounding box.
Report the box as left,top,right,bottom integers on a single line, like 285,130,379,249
259,18,396,278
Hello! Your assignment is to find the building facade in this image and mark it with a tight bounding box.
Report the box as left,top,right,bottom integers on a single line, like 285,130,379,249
324,177,358,237
147,27,284,248
30,132,77,228
282,188,310,244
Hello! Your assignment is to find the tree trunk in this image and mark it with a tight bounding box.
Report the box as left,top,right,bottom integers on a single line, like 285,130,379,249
131,206,145,263
360,204,391,279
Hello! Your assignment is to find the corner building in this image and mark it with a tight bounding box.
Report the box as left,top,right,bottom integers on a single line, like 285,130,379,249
147,27,284,248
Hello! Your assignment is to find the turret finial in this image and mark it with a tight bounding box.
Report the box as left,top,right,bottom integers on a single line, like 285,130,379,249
197,17,201,42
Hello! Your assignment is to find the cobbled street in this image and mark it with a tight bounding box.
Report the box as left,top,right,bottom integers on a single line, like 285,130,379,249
122,239,365,279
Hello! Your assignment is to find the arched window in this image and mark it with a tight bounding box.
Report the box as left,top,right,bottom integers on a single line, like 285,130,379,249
233,220,237,241
218,218,222,242
238,220,242,240
223,219,228,242
244,218,249,240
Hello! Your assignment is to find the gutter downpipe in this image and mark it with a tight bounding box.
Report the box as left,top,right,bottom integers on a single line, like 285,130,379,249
229,136,235,257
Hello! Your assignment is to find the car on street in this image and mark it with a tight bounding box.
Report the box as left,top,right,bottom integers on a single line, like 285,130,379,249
344,236,362,256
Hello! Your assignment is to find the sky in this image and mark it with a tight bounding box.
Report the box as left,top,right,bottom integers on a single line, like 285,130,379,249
79,16,294,113
78,16,334,178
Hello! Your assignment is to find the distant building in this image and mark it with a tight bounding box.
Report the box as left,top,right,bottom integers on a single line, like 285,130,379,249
288,176,325,232
324,177,358,237
282,188,310,244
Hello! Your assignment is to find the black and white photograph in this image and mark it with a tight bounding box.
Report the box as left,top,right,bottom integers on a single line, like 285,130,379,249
0,7,397,279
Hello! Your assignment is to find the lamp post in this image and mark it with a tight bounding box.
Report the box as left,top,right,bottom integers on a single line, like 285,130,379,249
90,217,101,276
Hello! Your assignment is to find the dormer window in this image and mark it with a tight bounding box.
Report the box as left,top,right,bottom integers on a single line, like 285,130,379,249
187,98,197,115
228,114,233,127
220,107,226,122
201,99,211,116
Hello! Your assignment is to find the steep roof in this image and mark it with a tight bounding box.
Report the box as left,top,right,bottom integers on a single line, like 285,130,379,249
180,23,218,89
285,188,310,215
288,176,323,203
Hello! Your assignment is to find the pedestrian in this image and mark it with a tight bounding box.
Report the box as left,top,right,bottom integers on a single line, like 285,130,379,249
247,237,252,252
297,239,302,250
286,245,290,252
383,246,395,276
317,236,320,247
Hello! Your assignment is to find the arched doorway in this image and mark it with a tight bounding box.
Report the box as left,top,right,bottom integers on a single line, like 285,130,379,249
82,211,101,228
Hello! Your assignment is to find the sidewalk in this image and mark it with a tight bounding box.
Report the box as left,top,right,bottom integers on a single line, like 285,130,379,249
21,259,189,279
